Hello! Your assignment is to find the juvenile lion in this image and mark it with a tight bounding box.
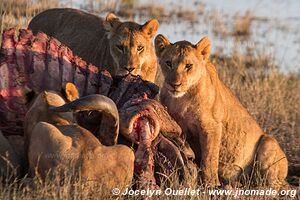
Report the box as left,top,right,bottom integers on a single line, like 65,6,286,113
25,83,134,190
28,8,159,82
155,35,288,187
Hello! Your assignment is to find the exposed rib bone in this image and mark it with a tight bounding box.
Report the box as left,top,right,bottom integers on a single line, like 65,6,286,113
0,28,113,135
0,28,196,190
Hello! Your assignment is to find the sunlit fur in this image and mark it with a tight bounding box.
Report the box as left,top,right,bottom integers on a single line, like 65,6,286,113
28,8,159,82
107,20,159,82
156,34,288,188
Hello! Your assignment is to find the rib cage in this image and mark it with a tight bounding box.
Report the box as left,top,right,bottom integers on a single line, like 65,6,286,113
0,28,113,135
0,28,191,189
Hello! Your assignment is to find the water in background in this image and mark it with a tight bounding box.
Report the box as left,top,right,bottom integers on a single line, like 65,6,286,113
64,0,300,72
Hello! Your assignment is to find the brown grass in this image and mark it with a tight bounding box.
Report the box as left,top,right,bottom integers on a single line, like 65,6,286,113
233,10,253,37
213,52,300,163
0,0,58,35
136,4,167,20
0,0,299,199
0,163,298,199
209,10,229,37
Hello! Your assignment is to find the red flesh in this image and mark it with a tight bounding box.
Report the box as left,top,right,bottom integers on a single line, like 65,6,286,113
132,117,155,143
0,28,113,135
133,117,157,188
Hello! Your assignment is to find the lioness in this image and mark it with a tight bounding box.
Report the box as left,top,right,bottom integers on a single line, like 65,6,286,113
155,35,288,187
25,83,134,190
28,8,159,82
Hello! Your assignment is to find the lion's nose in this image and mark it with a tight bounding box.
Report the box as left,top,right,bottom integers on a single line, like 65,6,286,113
125,67,135,73
170,83,182,88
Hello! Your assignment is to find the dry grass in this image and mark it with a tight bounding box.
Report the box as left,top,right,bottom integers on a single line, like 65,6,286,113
233,10,253,37
0,0,58,17
209,10,229,37
0,0,299,199
212,51,300,185
136,4,167,20
175,9,197,24
0,163,298,199
0,0,59,33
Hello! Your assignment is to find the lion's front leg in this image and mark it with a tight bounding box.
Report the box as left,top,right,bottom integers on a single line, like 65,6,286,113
198,122,222,186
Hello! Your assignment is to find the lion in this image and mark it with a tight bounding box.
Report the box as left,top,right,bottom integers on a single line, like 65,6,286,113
28,8,159,82
155,35,288,187
24,83,134,190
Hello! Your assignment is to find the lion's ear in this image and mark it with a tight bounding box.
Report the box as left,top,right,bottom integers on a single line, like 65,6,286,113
104,13,121,37
155,34,170,57
64,83,79,102
141,19,159,38
195,36,211,60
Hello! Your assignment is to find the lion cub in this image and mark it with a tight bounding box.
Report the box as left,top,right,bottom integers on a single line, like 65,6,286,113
29,8,159,82
155,35,288,187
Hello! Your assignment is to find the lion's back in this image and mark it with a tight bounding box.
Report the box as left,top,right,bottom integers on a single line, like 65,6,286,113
28,8,113,70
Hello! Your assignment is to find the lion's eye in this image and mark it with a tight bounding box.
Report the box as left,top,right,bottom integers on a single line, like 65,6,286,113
185,63,193,71
165,61,172,68
137,45,144,52
116,45,124,52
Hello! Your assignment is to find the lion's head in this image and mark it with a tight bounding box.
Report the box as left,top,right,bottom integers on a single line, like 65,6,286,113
24,83,79,144
155,34,211,97
104,13,159,79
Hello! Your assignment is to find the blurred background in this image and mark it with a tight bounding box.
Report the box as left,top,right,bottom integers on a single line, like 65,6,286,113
1,0,300,72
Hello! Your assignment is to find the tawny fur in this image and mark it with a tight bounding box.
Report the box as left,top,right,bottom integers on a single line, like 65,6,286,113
155,35,288,187
24,87,134,191
28,8,159,82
